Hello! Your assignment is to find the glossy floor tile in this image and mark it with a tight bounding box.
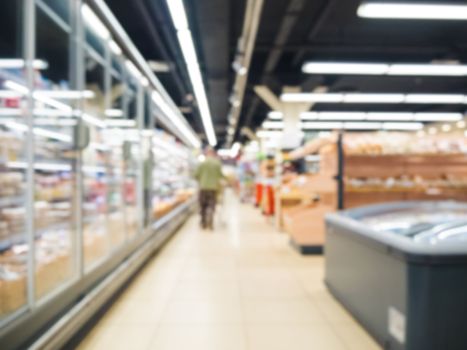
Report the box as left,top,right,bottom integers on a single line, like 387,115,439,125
77,191,381,350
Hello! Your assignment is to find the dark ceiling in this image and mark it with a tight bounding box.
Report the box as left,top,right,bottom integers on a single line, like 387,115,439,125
108,0,467,146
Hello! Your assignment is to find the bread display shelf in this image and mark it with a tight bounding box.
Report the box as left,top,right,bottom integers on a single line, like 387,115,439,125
345,154,467,178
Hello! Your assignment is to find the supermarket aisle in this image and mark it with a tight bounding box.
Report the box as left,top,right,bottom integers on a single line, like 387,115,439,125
77,191,380,350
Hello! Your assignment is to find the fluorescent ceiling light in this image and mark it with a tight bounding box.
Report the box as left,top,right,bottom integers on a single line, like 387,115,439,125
34,90,95,99
302,61,467,77
33,128,72,143
344,93,405,103
318,112,366,120
4,80,29,95
303,62,388,75
152,91,200,148
2,121,73,142
300,112,319,120
414,113,462,122
33,93,73,112
383,122,423,131
109,40,122,56
268,111,283,120
105,109,124,117
125,60,143,80
280,92,467,105
268,110,463,122
301,122,343,130
457,120,466,128
33,108,74,117
165,0,216,145
0,90,22,98
4,81,75,112
405,94,465,104
388,64,467,76
0,59,48,70
344,122,381,130
82,113,106,128
140,77,149,87
3,121,28,132
166,0,189,30
176,29,217,146
281,92,344,103
357,3,467,21
81,4,110,39
263,121,284,129
34,118,77,127
7,161,72,172
366,112,414,121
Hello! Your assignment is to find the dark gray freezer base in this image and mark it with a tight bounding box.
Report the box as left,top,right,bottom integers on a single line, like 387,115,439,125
325,222,467,350
290,238,323,255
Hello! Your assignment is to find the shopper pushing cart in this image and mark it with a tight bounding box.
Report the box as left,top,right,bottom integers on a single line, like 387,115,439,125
195,147,225,230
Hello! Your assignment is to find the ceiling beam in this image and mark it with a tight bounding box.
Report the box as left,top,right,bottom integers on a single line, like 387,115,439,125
254,85,283,110
291,0,336,66
244,0,307,134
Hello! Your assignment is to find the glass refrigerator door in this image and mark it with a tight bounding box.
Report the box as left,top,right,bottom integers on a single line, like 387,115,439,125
0,0,29,320
119,77,139,238
32,3,76,300
82,37,109,268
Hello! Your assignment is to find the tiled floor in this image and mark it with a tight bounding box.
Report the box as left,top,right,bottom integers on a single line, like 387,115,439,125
77,192,381,350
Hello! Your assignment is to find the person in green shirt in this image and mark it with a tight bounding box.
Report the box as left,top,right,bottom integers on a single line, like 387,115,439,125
194,147,224,230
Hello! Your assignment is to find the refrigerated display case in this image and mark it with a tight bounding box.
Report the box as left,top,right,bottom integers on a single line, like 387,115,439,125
0,1,199,349
325,201,467,350
152,130,196,222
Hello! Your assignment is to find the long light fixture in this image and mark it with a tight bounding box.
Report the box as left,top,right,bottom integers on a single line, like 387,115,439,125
343,93,405,104
357,2,467,21
7,161,72,172
281,92,467,105
152,91,200,148
166,0,217,146
269,111,463,122
261,121,424,131
81,4,110,39
2,120,72,142
109,40,122,56
0,59,48,70
4,80,75,113
303,62,467,76
82,113,106,128
0,90,22,98
34,90,95,99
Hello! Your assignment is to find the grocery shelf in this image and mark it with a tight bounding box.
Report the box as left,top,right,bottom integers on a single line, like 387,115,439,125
0,196,24,208
0,222,71,253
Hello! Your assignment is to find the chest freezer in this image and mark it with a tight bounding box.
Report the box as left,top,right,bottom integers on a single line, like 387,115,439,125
325,201,467,350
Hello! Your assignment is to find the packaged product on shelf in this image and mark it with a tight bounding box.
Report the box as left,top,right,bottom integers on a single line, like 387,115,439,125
0,245,27,316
